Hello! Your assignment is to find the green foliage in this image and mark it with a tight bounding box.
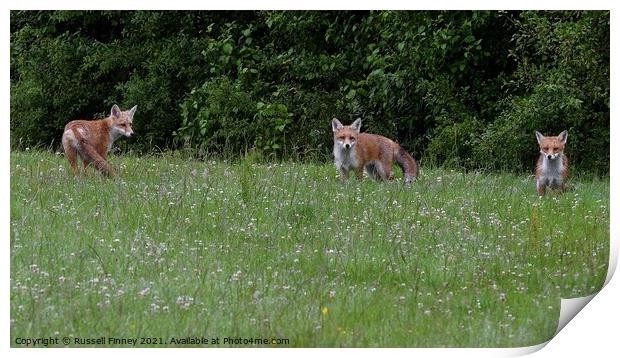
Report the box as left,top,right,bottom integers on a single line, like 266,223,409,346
474,11,610,173
10,10,609,173
254,102,293,157
177,77,256,156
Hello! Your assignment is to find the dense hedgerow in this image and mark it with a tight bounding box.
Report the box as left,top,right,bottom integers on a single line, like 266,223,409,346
10,10,609,173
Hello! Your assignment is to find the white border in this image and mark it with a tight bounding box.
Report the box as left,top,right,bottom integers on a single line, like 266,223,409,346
4,1,617,357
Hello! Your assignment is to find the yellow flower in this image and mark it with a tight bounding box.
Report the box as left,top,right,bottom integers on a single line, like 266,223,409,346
321,307,329,315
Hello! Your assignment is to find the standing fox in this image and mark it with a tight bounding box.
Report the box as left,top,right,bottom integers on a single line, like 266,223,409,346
62,104,137,177
332,118,418,184
535,130,568,196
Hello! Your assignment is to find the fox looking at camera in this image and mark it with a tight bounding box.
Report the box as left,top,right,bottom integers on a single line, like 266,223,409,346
332,118,418,184
535,130,568,196
62,104,137,177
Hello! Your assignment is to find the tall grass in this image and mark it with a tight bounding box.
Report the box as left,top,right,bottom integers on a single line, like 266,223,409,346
10,151,609,347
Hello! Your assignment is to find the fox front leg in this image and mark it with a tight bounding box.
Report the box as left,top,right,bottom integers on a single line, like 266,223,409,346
536,179,546,197
355,166,364,180
338,168,350,182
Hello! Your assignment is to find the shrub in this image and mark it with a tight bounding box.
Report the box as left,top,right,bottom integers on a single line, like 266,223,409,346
176,77,256,157
10,10,609,173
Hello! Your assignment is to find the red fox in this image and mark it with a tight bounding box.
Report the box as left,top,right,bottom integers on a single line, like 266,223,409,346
332,118,418,184
535,130,568,196
62,104,137,177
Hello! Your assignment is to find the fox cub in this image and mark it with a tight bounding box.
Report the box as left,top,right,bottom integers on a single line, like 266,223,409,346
535,130,568,196
332,118,418,184
62,104,137,177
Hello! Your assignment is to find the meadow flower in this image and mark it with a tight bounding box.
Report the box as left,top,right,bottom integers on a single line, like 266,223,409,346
176,295,194,309
231,270,242,282
29,264,39,274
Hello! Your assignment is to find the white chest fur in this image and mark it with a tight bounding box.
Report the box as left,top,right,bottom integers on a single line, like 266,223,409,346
333,145,358,171
539,155,565,187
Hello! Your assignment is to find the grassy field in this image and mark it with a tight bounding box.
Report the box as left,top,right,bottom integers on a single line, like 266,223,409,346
10,150,609,347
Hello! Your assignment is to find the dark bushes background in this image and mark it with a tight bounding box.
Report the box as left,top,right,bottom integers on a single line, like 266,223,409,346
10,10,609,173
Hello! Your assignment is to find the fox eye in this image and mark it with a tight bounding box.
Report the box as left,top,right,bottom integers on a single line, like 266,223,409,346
553,147,558,151
338,136,345,141
543,147,549,151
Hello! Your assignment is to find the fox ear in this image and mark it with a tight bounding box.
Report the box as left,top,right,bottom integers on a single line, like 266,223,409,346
111,104,121,118
351,118,362,132
332,118,343,132
535,131,544,144
128,105,138,118
558,130,568,144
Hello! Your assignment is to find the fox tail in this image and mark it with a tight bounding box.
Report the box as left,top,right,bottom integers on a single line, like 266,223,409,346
394,146,418,184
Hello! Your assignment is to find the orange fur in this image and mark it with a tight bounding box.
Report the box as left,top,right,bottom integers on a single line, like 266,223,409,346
62,105,136,177
332,118,418,183
535,130,568,196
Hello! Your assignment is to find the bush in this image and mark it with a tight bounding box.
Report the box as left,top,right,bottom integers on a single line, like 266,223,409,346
10,10,609,173
474,11,609,173
176,77,256,156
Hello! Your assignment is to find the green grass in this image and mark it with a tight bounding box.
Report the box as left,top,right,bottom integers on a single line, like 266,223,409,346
10,150,609,347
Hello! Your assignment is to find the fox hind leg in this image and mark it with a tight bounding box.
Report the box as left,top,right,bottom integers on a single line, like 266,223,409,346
380,161,394,181
62,134,79,176
64,145,79,176
78,141,115,177
82,158,91,172
373,161,393,181
364,164,381,181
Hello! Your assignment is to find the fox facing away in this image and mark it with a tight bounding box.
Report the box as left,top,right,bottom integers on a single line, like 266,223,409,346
535,130,568,196
332,118,418,184
62,104,137,177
